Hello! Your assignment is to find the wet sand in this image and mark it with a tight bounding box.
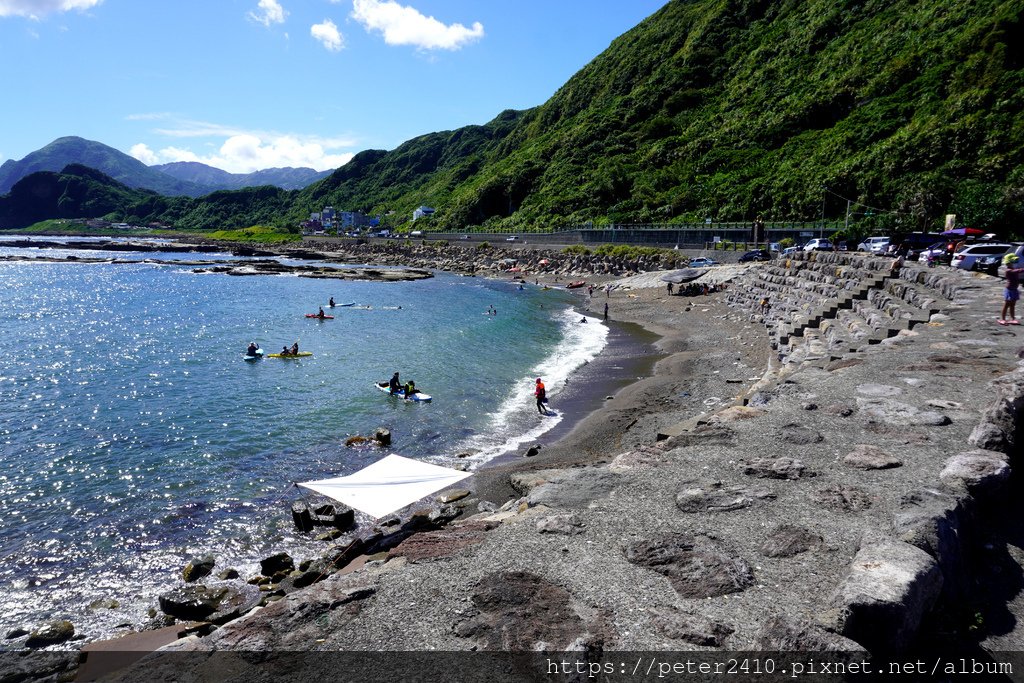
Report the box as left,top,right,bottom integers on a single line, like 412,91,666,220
470,272,771,506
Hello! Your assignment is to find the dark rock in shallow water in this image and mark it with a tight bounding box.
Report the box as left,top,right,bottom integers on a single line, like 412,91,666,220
183,555,216,583
25,620,75,648
260,552,295,576
625,533,754,598
158,585,231,621
217,568,240,580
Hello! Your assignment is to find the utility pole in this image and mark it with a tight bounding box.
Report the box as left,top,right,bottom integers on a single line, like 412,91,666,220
844,199,851,234
819,188,826,238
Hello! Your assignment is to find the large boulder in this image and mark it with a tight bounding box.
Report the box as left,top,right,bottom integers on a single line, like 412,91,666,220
182,555,215,583
824,540,942,653
25,620,75,648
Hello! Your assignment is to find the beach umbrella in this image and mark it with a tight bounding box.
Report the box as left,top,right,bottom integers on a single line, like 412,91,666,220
940,227,985,236
660,268,707,284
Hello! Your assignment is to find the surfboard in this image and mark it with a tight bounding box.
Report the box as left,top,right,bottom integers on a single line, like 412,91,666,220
374,381,432,402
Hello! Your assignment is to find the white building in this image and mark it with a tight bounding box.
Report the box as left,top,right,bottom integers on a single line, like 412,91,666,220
413,206,435,221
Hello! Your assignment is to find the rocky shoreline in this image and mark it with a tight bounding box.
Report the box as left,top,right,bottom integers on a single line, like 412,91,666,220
10,239,1024,680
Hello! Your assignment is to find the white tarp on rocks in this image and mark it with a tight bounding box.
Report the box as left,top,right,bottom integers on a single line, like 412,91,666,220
298,454,471,519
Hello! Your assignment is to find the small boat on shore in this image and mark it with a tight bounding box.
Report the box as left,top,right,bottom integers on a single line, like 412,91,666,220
566,280,587,289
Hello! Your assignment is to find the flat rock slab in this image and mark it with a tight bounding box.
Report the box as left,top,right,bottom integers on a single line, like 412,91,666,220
843,445,903,470
536,513,586,535
810,485,873,512
741,457,811,480
857,397,951,426
454,571,611,650
387,523,492,562
651,607,734,646
826,540,942,653
754,616,865,651
676,481,776,513
759,524,824,558
527,469,620,509
624,533,754,598
779,423,824,444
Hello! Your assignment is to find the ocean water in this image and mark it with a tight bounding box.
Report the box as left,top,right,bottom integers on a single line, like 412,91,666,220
0,239,608,643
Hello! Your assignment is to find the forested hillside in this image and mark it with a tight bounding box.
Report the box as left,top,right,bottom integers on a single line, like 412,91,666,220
3,0,1021,234
290,0,1023,234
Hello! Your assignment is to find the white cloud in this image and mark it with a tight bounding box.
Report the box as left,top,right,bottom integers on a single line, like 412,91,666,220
129,143,159,165
248,0,286,27
350,0,483,51
129,133,353,173
310,18,343,52
0,0,101,19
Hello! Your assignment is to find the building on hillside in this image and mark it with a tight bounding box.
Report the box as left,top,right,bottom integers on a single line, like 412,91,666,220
321,206,337,231
413,206,435,221
338,211,370,230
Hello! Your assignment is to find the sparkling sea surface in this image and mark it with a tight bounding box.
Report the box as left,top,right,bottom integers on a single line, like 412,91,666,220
0,239,608,643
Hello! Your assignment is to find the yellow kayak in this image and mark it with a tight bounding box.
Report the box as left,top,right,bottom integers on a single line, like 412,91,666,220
267,352,313,358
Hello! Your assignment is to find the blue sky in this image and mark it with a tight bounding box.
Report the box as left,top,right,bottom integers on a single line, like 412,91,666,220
1,0,668,173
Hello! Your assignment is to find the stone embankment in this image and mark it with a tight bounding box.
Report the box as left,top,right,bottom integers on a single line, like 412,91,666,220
285,239,688,279
59,249,1024,678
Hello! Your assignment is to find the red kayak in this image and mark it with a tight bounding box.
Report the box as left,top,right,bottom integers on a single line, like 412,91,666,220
566,280,587,289
305,314,334,319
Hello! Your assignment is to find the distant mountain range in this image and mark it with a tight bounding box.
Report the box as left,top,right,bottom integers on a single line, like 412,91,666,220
0,137,334,197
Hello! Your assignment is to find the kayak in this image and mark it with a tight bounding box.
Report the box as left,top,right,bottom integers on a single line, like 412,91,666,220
243,348,265,361
566,280,587,289
268,352,313,358
336,302,356,307
374,381,432,402
305,314,334,319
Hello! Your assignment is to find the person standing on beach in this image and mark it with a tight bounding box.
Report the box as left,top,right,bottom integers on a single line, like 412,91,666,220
604,302,609,320
535,378,547,414
999,254,1023,325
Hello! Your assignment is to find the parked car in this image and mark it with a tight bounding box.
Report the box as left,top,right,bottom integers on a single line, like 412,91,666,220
739,249,771,262
917,241,951,264
688,257,719,267
950,243,1013,270
974,254,1004,276
781,246,801,256
803,238,832,252
505,236,518,242
857,236,890,253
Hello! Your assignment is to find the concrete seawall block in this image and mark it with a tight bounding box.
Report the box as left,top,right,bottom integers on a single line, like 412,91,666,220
824,540,943,653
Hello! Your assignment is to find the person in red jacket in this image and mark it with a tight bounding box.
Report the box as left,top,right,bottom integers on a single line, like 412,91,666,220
535,378,548,414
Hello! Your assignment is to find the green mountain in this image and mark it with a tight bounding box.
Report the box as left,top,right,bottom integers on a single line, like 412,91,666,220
4,0,1022,234
0,165,163,228
0,137,206,197
288,0,1023,234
